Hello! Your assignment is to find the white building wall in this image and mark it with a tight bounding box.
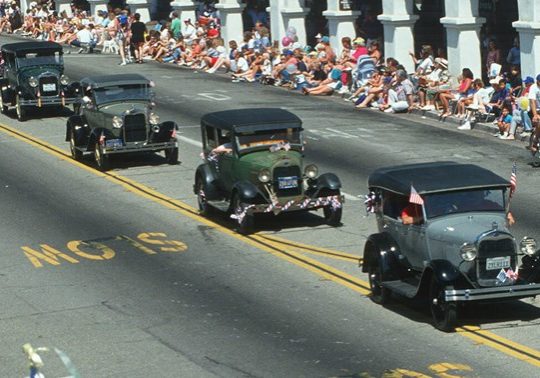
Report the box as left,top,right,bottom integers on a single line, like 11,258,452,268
513,0,540,77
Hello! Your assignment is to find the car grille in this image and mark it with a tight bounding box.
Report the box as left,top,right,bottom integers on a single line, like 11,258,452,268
123,114,147,143
476,236,517,286
39,76,59,96
273,165,302,197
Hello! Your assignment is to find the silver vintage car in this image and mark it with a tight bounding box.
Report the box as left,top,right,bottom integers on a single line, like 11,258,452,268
362,162,540,331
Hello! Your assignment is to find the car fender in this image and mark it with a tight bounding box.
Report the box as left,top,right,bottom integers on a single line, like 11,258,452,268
362,232,400,279
194,164,220,200
233,181,262,203
316,173,342,191
425,259,462,285
65,115,87,142
1,85,15,104
154,120,178,142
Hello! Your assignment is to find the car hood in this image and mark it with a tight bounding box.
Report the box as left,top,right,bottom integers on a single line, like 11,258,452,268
239,150,302,170
97,101,150,116
427,213,510,246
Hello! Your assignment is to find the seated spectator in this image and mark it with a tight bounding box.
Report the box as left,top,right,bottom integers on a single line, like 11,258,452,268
368,41,382,65
70,24,96,53
506,65,522,96
502,76,536,139
418,58,449,110
409,45,433,76
352,69,383,108
438,68,474,118
494,104,512,137
302,63,342,96
486,77,509,117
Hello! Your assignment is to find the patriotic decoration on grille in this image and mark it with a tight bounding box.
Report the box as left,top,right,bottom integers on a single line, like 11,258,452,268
509,161,517,198
409,185,424,205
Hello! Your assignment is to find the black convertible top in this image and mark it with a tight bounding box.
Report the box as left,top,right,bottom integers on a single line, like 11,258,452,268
368,162,510,195
2,41,63,55
80,74,151,89
201,108,302,133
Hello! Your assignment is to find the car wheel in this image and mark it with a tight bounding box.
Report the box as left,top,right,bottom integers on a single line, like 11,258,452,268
0,90,8,114
323,205,342,226
15,94,26,122
429,276,458,332
368,263,391,305
70,130,83,161
165,147,179,165
94,143,110,171
196,178,212,216
232,193,254,235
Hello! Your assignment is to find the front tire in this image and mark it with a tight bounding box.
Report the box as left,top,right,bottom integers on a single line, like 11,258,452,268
70,130,83,161
165,147,179,165
0,89,8,114
94,143,110,171
15,94,26,122
368,263,391,305
429,276,458,332
196,178,212,216
232,193,254,235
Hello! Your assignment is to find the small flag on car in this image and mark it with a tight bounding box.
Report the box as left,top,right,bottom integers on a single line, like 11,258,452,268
506,267,519,281
409,185,424,205
497,268,507,283
509,161,517,198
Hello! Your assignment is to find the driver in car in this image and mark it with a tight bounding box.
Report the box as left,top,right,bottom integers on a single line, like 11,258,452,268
401,203,423,225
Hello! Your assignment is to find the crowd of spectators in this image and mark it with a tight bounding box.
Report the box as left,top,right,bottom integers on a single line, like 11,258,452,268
1,1,539,145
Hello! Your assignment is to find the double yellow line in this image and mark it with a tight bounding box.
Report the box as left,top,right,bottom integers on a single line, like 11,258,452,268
2,122,540,369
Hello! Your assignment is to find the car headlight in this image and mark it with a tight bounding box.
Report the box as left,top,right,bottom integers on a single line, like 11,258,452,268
112,116,123,129
149,112,160,125
258,169,271,183
520,237,537,256
60,74,69,85
28,77,38,88
304,164,318,179
460,243,477,261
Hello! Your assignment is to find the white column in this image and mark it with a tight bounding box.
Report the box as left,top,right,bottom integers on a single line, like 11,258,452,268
269,0,286,46
55,0,73,17
20,0,27,14
378,0,418,73
323,0,361,54
513,0,540,77
441,0,484,78
215,0,245,45
127,0,151,23
170,1,196,24
281,0,308,47
88,0,108,18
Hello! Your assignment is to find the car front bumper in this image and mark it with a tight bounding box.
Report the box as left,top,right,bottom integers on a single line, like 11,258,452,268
21,96,78,106
245,194,344,215
445,282,540,301
102,140,178,155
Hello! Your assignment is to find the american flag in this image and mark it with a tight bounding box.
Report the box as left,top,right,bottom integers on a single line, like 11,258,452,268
510,162,517,198
409,185,424,205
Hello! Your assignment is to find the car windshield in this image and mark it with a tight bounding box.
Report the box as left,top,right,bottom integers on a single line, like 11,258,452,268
424,188,506,219
93,84,151,105
236,128,302,152
17,52,62,68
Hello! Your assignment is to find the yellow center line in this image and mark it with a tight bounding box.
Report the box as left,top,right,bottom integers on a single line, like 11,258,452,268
2,122,540,368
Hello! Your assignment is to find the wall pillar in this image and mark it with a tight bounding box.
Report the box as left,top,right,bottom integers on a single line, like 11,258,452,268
170,1,196,24
441,0,484,78
513,0,540,77
268,0,308,47
378,0,418,73
323,0,360,54
87,0,109,18
20,0,27,15
127,0,151,23
215,0,245,45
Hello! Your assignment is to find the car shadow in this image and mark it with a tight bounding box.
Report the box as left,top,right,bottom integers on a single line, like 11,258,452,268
78,151,177,170
5,105,74,121
379,293,540,330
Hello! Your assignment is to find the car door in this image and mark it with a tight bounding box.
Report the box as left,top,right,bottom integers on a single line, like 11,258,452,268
216,129,235,192
399,216,429,270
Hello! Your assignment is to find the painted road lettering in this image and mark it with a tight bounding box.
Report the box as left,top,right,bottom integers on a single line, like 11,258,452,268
366,362,474,378
21,232,187,268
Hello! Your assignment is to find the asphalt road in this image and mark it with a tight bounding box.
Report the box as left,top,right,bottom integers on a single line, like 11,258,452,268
1,35,540,377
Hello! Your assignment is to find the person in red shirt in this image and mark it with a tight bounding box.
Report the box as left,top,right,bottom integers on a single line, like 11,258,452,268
401,203,423,225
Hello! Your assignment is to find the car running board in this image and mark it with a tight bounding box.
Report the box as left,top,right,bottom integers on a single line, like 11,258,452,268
381,280,419,299
208,200,231,212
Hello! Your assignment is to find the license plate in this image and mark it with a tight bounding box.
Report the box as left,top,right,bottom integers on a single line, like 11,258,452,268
486,256,511,270
106,139,123,148
42,83,56,92
278,176,298,189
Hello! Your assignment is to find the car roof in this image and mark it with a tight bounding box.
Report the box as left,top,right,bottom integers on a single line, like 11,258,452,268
1,41,63,55
80,74,151,89
201,108,302,133
368,162,510,195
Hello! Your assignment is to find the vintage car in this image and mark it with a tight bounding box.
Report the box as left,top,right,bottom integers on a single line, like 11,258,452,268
362,162,540,331
194,108,343,233
0,41,78,121
65,73,178,170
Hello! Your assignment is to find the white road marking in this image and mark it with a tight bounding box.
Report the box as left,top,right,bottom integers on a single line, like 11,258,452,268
198,92,231,101
342,192,361,201
177,135,202,147
452,154,472,160
325,128,359,138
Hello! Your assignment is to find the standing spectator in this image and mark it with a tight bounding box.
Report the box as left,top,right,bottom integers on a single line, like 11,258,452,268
130,13,146,64
245,0,269,27
170,11,181,40
485,39,501,78
116,10,130,66
506,37,520,67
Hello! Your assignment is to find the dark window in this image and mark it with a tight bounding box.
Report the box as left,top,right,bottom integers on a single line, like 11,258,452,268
382,192,410,219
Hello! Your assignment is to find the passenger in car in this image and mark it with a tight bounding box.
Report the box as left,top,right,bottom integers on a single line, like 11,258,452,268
401,203,423,225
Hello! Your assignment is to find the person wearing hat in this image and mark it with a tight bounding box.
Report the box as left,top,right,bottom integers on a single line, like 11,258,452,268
418,57,449,110
409,44,434,76
379,69,415,113
351,37,368,63
182,18,196,44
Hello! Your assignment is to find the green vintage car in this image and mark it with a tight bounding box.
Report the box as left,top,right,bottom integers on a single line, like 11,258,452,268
194,108,343,233
0,41,79,121
65,73,179,170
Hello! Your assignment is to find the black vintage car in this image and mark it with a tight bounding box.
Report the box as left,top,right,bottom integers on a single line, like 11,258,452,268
65,73,179,170
0,41,78,121
194,108,343,233
362,162,540,331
